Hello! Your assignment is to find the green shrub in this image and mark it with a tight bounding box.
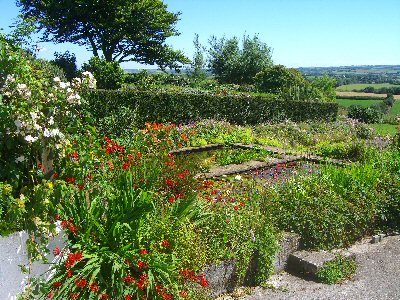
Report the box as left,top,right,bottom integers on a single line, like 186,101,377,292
83,89,338,135
348,105,381,123
264,149,400,250
316,255,357,284
81,56,124,90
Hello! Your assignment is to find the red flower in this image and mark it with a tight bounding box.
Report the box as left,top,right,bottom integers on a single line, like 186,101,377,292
168,196,176,203
140,249,148,255
70,292,79,300
101,293,109,300
53,281,61,289
53,246,61,256
67,269,73,277
125,295,132,300
137,261,148,270
89,281,100,293
53,172,59,179
165,179,176,187
123,161,130,171
54,214,60,220
161,240,170,248
66,176,75,184
179,291,188,298
75,278,87,288
163,293,173,300
61,220,69,230
77,184,84,190
69,152,79,161
234,205,239,211
47,291,53,299
178,170,189,179
136,273,148,290
122,274,135,285
198,273,208,288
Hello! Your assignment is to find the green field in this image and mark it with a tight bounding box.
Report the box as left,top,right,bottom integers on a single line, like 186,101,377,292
336,98,382,107
370,124,398,136
336,83,399,92
391,101,400,115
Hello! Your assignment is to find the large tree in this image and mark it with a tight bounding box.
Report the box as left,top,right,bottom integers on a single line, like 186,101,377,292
17,0,189,69
208,34,273,84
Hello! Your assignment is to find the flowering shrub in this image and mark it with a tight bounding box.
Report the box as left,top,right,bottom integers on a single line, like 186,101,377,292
38,124,210,299
0,33,96,195
0,34,96,234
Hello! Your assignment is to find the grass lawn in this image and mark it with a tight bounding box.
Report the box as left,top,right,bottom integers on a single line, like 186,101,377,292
390,101,400,115
336,98,382,107
370,124,398,136
337,83,400,92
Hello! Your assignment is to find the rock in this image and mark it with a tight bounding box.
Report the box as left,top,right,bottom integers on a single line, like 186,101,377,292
203,260,238,298
274,232,302,272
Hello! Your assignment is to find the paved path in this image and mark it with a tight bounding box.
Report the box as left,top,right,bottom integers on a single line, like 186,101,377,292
244,236,400,300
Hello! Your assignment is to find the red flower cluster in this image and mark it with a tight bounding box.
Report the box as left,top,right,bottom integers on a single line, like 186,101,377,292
161,239,170,248
61,219,79,234
65,251,84,269
75,278,87,288
122,274,135,285
89,281,100,293
137,260,149,270
104,136,125,155
178,170,188,179
66,176,75,184
179,269,209,288
69,152,79,161
136,273,148,290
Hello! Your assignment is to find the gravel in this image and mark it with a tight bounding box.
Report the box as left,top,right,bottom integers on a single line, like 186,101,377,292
243,235,400,300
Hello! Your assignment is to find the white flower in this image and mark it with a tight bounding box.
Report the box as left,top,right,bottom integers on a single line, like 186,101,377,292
50,128,62,138
59,82,70,89
48,116,54,125
72,77,82,88
14,119,24,129
15,155,25,163
53,77,61,83
25,135,38,143
43,128,51,137
234,175,242,181
66,93,81,105
30,112,38,121
34,123,42,131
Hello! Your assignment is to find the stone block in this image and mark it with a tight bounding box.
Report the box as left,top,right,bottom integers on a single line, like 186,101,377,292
274,232,302,272
203,260,238,298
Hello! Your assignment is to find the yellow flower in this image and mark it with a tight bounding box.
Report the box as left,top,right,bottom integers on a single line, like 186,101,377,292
2,184,12,195
17,194,25,209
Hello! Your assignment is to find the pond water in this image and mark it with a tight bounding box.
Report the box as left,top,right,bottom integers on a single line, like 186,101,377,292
242,160,320,186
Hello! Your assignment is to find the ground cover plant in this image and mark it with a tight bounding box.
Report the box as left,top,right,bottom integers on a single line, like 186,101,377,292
261,147,400,249
316,255,357,284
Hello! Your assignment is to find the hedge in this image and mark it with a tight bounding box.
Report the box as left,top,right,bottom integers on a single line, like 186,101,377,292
83,90,338,131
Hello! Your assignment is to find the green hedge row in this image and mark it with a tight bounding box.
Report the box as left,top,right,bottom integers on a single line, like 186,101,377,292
84,90,338,131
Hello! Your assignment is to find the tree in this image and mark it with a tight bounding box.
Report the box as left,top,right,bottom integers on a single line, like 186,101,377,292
255,65,306,94
189,33,206,80
17,0,189,69
81,56,124,90
51,51,78,81
207,34,273,84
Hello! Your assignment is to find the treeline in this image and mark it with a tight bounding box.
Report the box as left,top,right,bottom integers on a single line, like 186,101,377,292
362,86,400,95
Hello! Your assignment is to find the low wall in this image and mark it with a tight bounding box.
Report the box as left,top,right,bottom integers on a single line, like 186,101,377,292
0,231,65,300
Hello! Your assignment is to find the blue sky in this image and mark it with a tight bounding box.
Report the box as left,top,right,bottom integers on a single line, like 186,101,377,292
1,0,399,69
